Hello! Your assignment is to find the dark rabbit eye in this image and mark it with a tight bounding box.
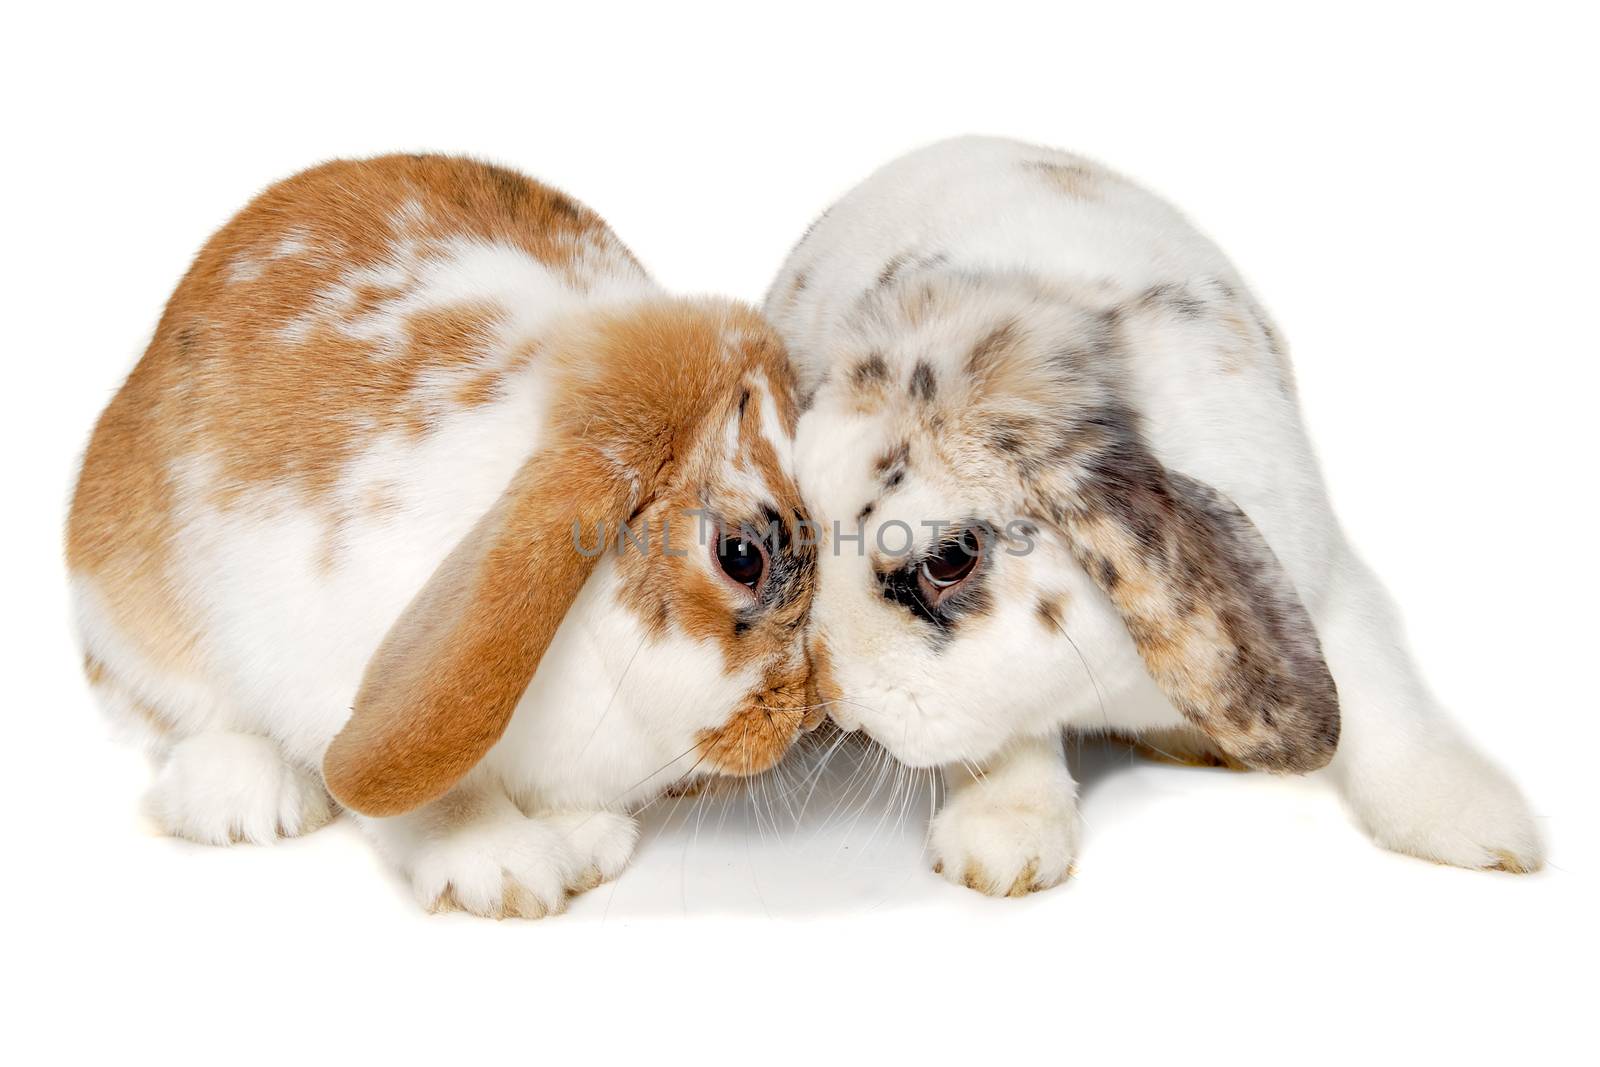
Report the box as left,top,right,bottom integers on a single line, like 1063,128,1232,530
919,527,981,596
717,535,768,592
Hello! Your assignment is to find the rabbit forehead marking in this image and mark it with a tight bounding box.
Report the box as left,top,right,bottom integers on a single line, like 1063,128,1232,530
614,375,814,673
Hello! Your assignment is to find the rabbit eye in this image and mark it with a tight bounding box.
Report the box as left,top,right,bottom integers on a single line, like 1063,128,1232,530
918,527,981,598
717,535,768,592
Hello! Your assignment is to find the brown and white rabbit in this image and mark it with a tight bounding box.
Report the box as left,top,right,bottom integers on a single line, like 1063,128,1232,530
67,155,819,917
766,136,1542,896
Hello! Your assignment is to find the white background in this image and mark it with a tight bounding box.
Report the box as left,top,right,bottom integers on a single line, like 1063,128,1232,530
5,2,1595,1063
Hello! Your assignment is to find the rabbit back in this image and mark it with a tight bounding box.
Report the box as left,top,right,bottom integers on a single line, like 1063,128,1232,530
68,155,656,762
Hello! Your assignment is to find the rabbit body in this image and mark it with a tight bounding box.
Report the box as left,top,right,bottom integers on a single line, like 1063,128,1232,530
70,156,817,916
767,136,1541,894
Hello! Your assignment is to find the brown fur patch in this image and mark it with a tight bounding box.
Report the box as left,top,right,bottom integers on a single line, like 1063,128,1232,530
1006,859,1041,897
67,155,641,684
1026,160,1101,199
662,777,723,800
845,351,892,414
797,369,828,414
1137,283,1207,320
1489,850,1539,875
1035,593,1069,631
873,441,910,489
1115,727,1250,771
206,300,511,508
1216,305,1259,374
802,634,843,730
893,279,943,330
877,254,910,288
696,655,810,776
126,692,175,738
964,320,1022,378
961,863,985,892
852,353,889,384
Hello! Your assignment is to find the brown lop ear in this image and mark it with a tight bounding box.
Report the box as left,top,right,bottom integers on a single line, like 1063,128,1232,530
1049,432,1339,772
323,442,642,816
321,297,787,816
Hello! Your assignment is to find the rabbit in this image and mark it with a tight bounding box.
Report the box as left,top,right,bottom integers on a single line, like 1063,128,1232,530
764,135,1543,896
67,154,821,918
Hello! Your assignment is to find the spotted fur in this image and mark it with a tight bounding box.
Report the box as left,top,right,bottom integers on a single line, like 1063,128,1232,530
67,155,819,916
765,136,1542,891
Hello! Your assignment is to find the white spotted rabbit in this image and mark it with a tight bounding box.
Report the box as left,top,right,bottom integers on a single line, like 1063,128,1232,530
766,135,1541,895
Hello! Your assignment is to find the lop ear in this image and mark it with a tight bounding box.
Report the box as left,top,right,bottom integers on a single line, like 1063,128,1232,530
322,442,643,816
1048,426,1339,772
321,297,783,815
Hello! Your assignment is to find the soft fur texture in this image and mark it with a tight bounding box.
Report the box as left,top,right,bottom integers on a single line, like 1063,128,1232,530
69,155,819,917
765,136,1542,894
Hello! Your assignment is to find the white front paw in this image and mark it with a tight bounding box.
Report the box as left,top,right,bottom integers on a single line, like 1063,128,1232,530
1345,742,1544,873
404,807,641,919
409,814,581,919
544,811,639,894
930,770,1080,897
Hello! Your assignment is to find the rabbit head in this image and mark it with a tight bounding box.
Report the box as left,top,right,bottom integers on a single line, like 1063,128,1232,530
324,298,822,815
780,269,1338,772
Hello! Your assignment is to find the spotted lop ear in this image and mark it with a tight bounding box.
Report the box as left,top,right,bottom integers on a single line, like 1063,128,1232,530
1047,418,1339,772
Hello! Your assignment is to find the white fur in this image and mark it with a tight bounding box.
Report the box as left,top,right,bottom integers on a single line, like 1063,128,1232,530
767,136,1543,889
931,734,1079,895
145,732,333,846
75,221,786,918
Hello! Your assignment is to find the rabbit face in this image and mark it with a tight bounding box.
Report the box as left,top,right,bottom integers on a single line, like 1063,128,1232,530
323,297,824,815
793,272,1338,772
596,310,822,781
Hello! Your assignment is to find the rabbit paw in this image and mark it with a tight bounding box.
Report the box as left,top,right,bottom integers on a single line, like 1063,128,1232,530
408,813,584,920
543,811,640,894
930,766,1079,897
146,731,334,845
1344,740,1544,873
